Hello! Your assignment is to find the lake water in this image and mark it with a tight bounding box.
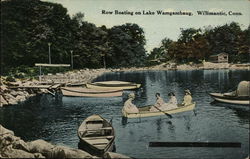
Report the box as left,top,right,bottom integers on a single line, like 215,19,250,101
0,70,249,159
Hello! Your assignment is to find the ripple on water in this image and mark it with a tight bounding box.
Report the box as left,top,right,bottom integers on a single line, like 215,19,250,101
0,70,249,159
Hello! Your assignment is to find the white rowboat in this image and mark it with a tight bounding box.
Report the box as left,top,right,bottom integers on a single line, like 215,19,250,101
61,87,123,97
122,103,196,118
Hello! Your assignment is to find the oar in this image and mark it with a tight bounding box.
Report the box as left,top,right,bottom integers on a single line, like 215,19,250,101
109,117,113,125
153,105,172,118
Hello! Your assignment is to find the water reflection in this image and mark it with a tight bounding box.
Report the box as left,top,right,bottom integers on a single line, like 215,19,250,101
0,70,249,159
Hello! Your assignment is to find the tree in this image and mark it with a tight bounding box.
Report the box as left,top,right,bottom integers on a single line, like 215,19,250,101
150,22,248,64
108,23,146,67
1,0,75,73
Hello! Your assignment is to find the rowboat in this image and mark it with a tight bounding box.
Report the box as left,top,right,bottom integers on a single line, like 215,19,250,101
78,115,115,156
86,81,141,90
122,103,196,118
61,87,123,97
209,81,250,105
209,93,250,105
66,82,85,87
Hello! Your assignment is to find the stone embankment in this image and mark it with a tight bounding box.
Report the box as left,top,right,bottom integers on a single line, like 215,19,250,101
1,63,249,107
0,77,39,107
0,69,111,107
40,68,111,85
0,125,131,159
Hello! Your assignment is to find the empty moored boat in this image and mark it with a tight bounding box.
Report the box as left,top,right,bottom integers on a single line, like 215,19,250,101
209,81,250,105
122,103,196,118
78,115,115,156
86,81,141,90
61,87,123,97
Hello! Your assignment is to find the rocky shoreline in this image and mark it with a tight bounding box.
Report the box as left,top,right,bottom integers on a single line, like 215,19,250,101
0,62,249,107
0,125,130,158
0,69,110,107
0,62,249,158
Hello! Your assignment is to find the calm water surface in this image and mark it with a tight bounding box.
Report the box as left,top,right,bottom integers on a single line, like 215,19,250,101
0,70,249,159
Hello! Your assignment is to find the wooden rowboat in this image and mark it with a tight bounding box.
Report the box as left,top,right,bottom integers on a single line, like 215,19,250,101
78,115,115,156
61,87,123,97
209,93,250,105
122,103,196,118
209,81,250,105
86,81,141,90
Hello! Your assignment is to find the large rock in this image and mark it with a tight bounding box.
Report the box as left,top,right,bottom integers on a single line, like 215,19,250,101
15,95,27,102
27,139,55,158
0,125,14,136
51,146,93,158
103,152,132,159
0,85,8,92
2,148,44,158
12,136,30,152
10,90,19,97
0,95,8,107
3,93,18,105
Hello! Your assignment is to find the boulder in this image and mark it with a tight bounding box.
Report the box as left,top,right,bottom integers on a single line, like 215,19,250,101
0,95,8,107
15,95,27,102
27,139,54,158
10,90,19,97
4,93,18,105
103,152,132,159
51,146,93,159
2,148,44,158
12,136,30,152
0,85,8,92
0,125,14,136
8,81,22,86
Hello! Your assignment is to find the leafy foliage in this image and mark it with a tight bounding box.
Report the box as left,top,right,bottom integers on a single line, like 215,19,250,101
151,22,250,63
1,0,147,75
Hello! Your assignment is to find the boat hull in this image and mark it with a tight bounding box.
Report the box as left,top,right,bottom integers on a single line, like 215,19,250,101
122,103,196,118
78,138,115,156
209,93,250,105
61,87,123,97
78,115,115,157
86,81,141,90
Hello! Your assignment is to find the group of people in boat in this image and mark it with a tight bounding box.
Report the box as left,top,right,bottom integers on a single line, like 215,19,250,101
123,89,193,114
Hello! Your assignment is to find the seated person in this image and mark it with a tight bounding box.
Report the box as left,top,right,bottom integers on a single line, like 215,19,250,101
161,92,178,111
150,93,165,112
123,93,139,114
182,89,192,106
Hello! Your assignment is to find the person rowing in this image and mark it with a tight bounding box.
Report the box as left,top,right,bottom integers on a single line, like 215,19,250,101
149,93,165,112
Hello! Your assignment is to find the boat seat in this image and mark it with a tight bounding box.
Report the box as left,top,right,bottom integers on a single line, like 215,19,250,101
82,135,113,140
86,127,112,131
94,144,107,149
85,138,109,145
99,127,112,130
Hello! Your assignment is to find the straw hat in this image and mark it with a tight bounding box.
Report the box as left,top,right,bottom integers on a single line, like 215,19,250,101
185,89,191,95
128,93,135,99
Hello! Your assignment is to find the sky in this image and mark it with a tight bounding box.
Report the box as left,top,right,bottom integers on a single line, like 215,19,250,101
46,0,250,52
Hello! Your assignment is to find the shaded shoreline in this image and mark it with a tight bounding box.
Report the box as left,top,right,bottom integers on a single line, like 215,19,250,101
0,125,131,158
1,62,249,107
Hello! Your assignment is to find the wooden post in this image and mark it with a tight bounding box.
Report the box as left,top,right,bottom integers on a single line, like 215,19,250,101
70,50,73,70
39,66,42,82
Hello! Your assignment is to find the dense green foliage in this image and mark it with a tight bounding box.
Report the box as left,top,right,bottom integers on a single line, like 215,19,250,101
1,0,249,76
149,23,250,63
1,0,146,75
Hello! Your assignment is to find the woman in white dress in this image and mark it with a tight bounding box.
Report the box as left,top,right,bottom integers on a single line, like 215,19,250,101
150,93,166,112
182,89,192,106
161,92,178,111
123,93,139,114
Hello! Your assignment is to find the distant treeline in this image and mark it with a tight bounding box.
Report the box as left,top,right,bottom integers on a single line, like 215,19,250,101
1,0,146,75
1,0,249,76
148,22,250,64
